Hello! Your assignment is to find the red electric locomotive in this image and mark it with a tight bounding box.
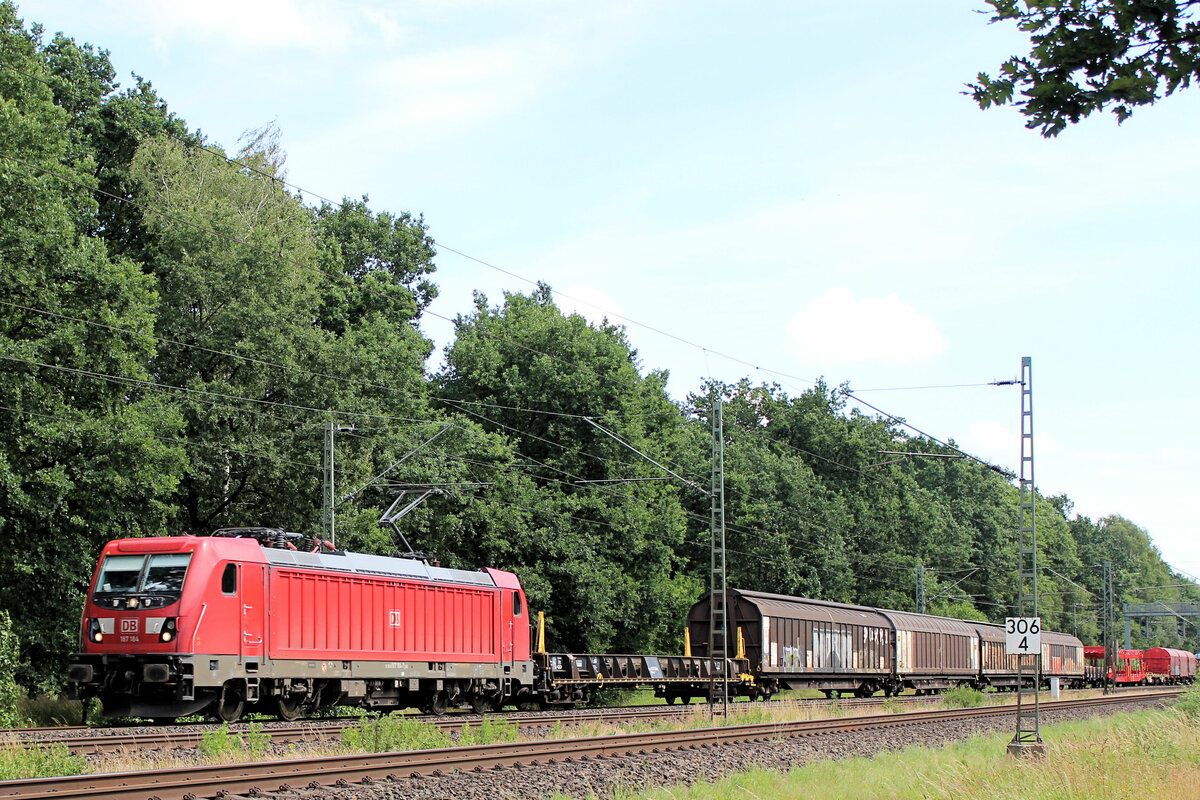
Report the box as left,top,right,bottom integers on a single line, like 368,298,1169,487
67,529,533,721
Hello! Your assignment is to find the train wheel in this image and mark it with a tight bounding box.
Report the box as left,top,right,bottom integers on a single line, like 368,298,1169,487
680,694,692,705
422,691,448,716
471,694,497,714
216,684,244,723
275,695,304,722
664,694,676,705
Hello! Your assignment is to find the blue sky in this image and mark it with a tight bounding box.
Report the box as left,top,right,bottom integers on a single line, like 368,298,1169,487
16,1,1200,579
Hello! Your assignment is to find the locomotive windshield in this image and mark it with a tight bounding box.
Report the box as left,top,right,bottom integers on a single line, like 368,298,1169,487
93,553,192,607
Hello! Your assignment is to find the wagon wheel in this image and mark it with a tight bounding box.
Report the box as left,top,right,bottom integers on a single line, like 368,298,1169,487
275,695,304,722
215,683,245,723
679,694,692,705
664,694,676,705
471,694,497,714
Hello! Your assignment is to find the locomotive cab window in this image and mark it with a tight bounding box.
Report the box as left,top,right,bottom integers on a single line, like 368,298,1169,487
92,553,192,606
143,554,190,593
95,555,143,594
221,563,238,595
513,591,523,617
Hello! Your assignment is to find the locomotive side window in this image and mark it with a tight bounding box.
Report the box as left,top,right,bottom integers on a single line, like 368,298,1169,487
96,555,144,594
221,563,238,595
513,591,523,617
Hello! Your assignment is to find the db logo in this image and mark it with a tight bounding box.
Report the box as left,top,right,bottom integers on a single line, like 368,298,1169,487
388,610,402,628
120,619,138,634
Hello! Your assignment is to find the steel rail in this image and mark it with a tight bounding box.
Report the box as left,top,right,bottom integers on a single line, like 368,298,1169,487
0,691,1178,800
10,707,705,755
8,683,1167,743
5,684,1177,755
5,685,1176,755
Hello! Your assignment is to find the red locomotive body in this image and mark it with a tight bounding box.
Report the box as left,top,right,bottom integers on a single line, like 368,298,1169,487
68,530,533,720
1143,647,1197,684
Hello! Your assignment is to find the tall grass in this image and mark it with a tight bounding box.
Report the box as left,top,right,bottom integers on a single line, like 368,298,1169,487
198,722,270,760
341,713,452,753
0,742,88,780
15,695,88,727
1174,682,1200,719
457,716,520,746
608,703,1200,800
940,686,985,709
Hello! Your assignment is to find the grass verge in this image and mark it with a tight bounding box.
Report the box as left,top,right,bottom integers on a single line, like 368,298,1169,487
602,693,1200,800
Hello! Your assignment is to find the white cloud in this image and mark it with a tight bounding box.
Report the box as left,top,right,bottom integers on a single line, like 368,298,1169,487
962,419,1061,462
362,7,406,44
785,289,947,366
293,34,570,156
124,0,353,51
554,285,625,327
964,420,1015,465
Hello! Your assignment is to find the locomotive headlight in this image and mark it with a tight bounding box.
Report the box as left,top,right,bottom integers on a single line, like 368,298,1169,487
159,617,176,643
88,618,103,643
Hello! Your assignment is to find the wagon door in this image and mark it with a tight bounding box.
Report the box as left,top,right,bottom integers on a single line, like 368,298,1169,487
240,563,265,662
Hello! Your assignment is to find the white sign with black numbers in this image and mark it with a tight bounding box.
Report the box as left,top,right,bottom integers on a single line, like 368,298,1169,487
1005,617,1041,655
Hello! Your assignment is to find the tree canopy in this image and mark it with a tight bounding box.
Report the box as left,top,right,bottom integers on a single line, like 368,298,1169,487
970,0,1200,135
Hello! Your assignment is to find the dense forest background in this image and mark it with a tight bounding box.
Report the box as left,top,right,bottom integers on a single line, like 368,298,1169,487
2,3,1197,693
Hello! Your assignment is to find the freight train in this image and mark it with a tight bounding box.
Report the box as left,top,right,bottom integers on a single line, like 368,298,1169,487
69,529,1091,721
1083,645,1197,686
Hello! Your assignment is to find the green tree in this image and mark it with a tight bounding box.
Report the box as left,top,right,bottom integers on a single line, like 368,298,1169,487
0,611,21,726
971,0,1200,136
0,2,185,689
683,380,855,601
437,286,698,653
129,130,439,537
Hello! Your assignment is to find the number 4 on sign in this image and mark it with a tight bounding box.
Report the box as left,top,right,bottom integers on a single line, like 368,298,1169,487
1005,617,1041,656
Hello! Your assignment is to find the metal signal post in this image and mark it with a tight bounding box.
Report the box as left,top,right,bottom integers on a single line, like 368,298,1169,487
1008,357,1045,756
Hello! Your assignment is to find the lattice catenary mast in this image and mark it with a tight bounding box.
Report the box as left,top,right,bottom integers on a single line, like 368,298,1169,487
1008,356,1044,756
709,399,729,718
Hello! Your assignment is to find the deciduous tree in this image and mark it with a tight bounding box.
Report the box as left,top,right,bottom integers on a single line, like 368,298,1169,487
971,0,1200,135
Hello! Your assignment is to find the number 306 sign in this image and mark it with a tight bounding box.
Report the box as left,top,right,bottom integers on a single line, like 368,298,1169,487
1005,617,1041,655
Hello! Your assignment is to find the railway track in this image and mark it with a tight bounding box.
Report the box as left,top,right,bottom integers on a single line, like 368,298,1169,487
1,685,1174,756
0,690,1180,800
5,706,703,756
0,692,1027,755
